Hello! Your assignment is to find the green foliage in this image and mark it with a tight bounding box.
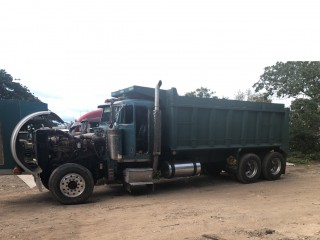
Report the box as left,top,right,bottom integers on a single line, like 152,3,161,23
253,61,320,102
185,87,217,98
254,62,320,156
287,151,320,164
289,98,320,153
234,89,271,103
0,69,40,101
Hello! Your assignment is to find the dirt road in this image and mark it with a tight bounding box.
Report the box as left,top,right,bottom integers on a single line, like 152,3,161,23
1,163,320,240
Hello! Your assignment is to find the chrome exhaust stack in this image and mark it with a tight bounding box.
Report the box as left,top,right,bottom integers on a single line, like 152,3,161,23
153,80,162,172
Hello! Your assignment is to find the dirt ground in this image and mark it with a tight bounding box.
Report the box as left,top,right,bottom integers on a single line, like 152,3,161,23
1,163,320,240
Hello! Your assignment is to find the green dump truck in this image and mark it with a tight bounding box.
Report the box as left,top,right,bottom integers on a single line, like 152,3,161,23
11,81,289,204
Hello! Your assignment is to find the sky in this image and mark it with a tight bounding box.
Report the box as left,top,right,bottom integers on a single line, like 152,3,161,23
1,0,320,122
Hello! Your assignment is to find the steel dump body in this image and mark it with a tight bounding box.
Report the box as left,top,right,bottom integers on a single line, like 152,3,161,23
112,85,289,155
165,94,289,152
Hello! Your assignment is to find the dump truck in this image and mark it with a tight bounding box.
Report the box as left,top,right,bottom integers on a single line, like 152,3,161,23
10,81,289,204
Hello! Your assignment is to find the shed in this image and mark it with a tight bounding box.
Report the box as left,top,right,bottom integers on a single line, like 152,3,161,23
0,100,47,174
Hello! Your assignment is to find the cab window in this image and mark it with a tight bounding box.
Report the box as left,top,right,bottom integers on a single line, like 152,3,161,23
118,105,133,124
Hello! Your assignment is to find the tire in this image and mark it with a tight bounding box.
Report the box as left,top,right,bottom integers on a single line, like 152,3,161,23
49,163,94,205
262,152,285,180
236,153,261,183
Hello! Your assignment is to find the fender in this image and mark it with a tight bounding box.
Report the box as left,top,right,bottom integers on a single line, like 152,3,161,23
10,111,51,191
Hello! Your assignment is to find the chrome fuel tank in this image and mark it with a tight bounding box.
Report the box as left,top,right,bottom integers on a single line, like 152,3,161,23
161,162,201,178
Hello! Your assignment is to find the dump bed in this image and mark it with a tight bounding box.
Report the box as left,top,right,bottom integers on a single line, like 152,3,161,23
164,94,289,153
112,85,289,153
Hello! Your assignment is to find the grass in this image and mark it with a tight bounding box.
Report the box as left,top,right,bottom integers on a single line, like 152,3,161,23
287,151,320,164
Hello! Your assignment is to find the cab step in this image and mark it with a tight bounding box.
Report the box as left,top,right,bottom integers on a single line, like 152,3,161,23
123,168,154,192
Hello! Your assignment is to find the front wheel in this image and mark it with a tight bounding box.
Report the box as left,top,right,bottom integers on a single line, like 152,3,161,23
49,163,94,205
262,152,285,180
236,153,261,183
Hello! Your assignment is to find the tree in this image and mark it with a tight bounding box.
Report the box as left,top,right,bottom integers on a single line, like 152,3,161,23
234,90,246,101
253,62,320,155
0,69,40,101
234,89,271,103
185,87,217,98
253,61,320,103
289,98,320,153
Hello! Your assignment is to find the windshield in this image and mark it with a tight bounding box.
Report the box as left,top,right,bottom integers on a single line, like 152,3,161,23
80,121,88,132
110,104,135,125
113,105,122,124
101,105,111,123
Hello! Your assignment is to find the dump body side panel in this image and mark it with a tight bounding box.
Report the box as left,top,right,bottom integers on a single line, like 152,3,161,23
165,95,289,153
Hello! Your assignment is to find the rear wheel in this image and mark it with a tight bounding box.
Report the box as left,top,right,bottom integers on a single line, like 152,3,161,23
236,153,261,183
262,152,285,180
49,163,94,205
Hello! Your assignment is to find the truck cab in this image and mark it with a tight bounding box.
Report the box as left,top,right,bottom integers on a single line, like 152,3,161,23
111,99,153,156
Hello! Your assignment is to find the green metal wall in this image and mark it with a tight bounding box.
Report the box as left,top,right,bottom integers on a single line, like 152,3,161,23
0,100,47,173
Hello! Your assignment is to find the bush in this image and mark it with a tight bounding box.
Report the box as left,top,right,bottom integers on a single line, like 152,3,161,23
289,98,320,154
287,151,320,164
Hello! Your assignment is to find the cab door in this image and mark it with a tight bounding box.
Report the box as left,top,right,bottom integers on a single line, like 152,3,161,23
117,105,135,157
135,106,149,153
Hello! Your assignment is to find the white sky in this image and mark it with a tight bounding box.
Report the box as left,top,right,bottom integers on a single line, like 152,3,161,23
1,0,319,121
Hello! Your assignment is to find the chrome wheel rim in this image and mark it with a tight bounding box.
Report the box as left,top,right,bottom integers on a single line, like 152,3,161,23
270,158,281,175
60,173,85,197
245,159,258,178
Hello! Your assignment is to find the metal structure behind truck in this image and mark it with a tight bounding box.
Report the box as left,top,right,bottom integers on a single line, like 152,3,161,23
10,81,289,204
0,100,52,174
